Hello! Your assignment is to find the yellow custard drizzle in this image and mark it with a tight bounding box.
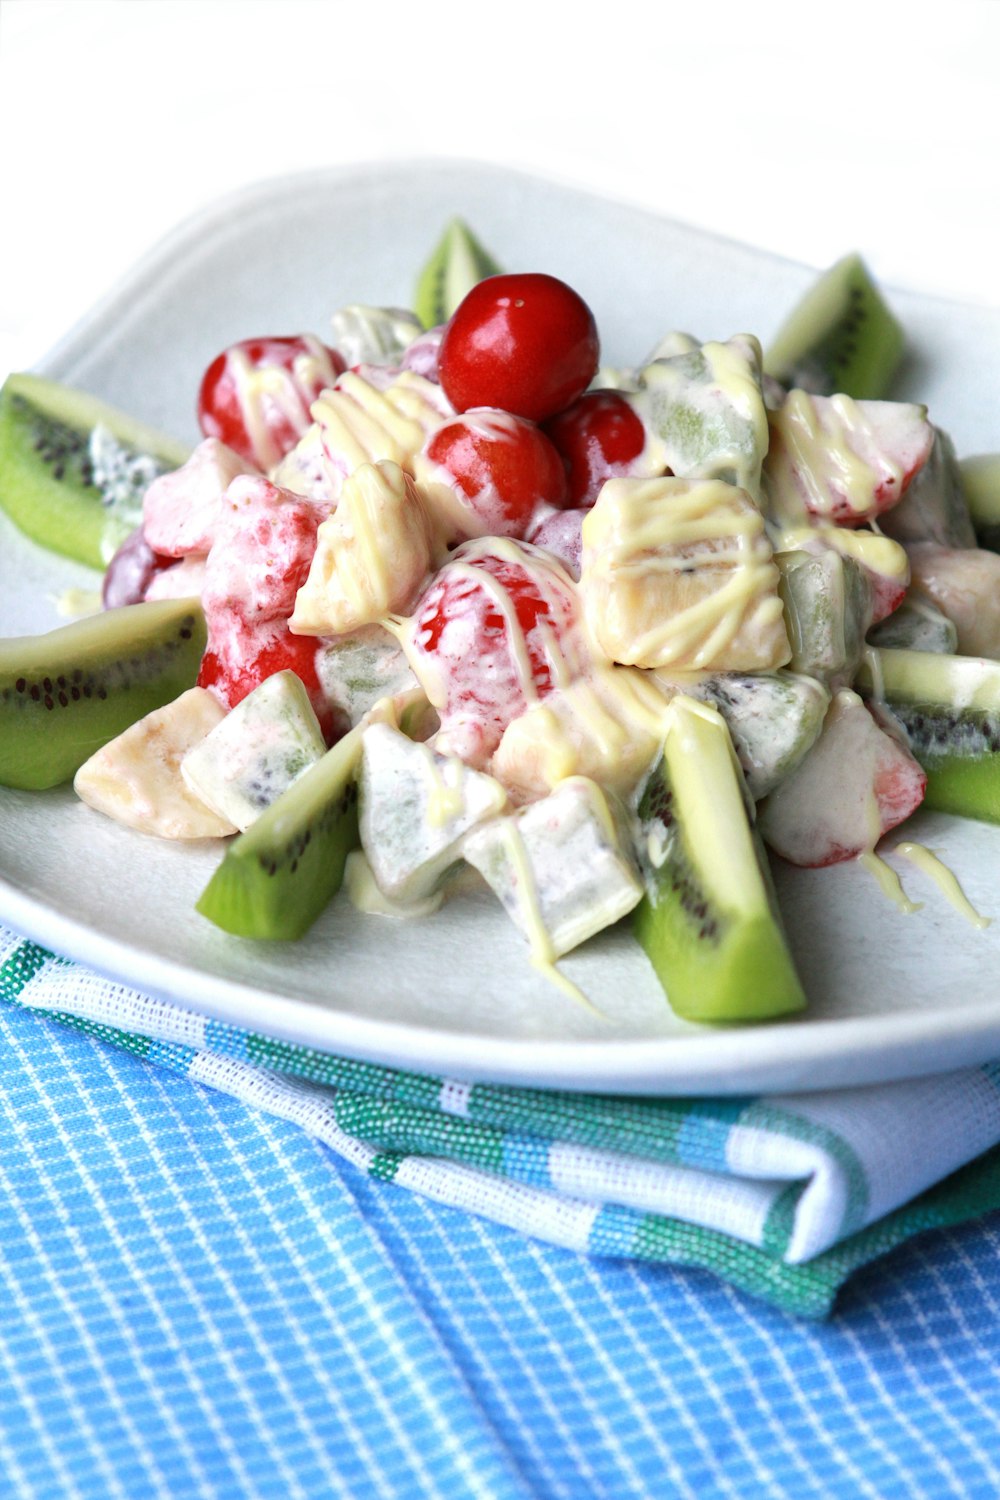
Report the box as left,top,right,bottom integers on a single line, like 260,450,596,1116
856,851,922,915
893,843,991,930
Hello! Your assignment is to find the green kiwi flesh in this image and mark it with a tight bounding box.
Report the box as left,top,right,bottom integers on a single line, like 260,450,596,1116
633,697,806,1023
196,722,363,940
960,454,1000,551
414,218,503,329
0,373,190,570
0,598,206,789
856,647,1000,822
763,254,904,399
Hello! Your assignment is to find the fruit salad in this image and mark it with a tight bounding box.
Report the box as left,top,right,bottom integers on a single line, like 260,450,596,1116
2,220,999,1025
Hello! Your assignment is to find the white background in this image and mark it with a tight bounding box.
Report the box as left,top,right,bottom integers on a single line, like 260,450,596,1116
1,0,998,375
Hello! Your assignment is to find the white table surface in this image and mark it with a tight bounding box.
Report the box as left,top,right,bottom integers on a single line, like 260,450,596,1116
1,0,998,377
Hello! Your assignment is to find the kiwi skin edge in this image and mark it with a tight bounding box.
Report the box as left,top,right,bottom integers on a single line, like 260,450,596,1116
0,598,206,791
196,723,364,941
763,253,904,401
633,699,806,1025
857,647,1000,825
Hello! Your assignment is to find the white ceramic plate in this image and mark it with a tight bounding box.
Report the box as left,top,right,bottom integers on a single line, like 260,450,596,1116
4,160,1000,1095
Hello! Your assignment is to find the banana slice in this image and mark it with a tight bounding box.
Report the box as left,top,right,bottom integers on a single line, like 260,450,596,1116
290,460,437,635
74,687,237,838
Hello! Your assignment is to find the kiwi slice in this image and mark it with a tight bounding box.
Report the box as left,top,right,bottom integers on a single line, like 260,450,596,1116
0,373,190,570
960,454,1000,552
413,218,503,329
633,696,806,1023
856,648,1000,822
763,254,904,399
196,722,363,940
0,598,206,790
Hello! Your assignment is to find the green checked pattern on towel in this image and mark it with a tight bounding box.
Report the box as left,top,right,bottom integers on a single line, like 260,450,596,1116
3,922,1000,1319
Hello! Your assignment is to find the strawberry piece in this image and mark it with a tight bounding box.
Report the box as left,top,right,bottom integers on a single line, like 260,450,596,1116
406,541,591,766
198,620,333,741
197,475,333,736
201,476,321,624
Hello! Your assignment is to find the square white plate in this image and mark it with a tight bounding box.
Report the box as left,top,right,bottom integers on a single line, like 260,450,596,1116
3,160,1000,1095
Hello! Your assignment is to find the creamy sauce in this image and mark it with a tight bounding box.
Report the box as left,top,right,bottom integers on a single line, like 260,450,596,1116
857,850,922,914
894,842,991,929
768,391,900,524
229,335,342,473
55,587,103,618
580,475,788,671
345,849,444,918
310,371,450,485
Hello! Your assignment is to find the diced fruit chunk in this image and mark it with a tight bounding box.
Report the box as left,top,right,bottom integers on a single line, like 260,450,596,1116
359,722,508,902
905,544,1000,658
196,722,364,940
74,687,235,839
652,669,829,801
765,392,934,528
757,689,926,867
580,476,789,672
142,438,256,558
856,648,1000,824
463,777,642,960
633,336,770,503
289,461,437,635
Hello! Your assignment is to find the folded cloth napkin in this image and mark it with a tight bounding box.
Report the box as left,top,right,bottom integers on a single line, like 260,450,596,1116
3,921,1000,1319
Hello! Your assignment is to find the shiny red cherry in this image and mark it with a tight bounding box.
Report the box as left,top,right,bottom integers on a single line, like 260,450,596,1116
438,274,599,424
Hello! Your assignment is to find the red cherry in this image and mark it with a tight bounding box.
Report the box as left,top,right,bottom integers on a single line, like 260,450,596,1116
408,543,589,765
197,335,345,470
438,274,599,424
420,409,568,540
544,390,647,507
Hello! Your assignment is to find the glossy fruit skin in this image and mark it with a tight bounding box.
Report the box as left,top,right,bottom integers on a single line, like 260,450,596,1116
438,274,599,424
422,408,569,539
544,389,647,507
197,335,345,469
102,527,174,609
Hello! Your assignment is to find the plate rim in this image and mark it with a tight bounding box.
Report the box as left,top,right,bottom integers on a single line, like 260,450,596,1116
5,158,1000,1097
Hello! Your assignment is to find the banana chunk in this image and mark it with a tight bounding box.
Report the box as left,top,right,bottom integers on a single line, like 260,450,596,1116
74,687,236,838
580,475,790,672
273,370,450,507
491,665,671,802
290,460,437,636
